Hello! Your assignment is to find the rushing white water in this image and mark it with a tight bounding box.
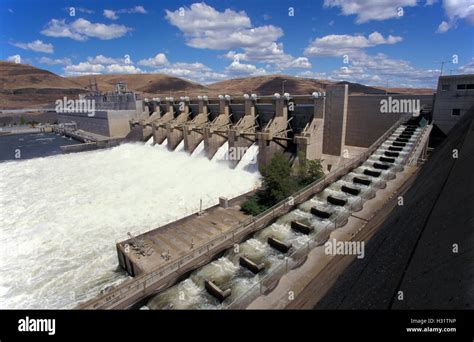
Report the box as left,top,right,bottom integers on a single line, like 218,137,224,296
175,140,185,152
191,141,205,158
145,136,154,146
236,143,259,172
211,142,229,163
0,142,260,309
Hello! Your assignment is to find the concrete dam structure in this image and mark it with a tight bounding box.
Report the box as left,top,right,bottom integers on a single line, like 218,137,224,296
130,84,433,171
79,112,433,309
75,78,468,310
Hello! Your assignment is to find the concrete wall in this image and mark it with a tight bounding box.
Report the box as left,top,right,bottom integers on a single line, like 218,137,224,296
107,110,137,137
183,112,208,153
345,94,433,147
322,84,348,156
432,74,474,134
58,110,110,136
257,98,290,168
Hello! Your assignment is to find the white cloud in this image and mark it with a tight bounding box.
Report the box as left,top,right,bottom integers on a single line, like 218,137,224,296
436,20,451,32
457,58,474,74
287,57,312,69
106,64,142,74
128,5,147,14
41,18,132,41
6,55,21,63
104,10,119,20
225,43,312,69
138,53,169,67
323,0,418,23
87,55,127,65
64,56,142,76
304,32,403,57
64,62,105,75
300,52,440,88
189,25,283,50
154,62,227,84
104,5,148,20
165,3,251,35
443,0,474,23
165,3,308,70
437,0,474,32
11,40,54,53
225,60,267,76
37,57,71,65
64,7,94,14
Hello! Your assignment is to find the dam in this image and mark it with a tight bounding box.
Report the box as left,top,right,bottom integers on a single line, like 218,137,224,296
76,80,439,309
78,116,431,309
3,74,470,310
128,84,434,172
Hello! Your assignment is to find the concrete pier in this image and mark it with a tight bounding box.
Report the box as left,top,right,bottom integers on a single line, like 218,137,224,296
227,96,257,167
204,97,231,159
152,99,175,144
166,101,189,150
256,96,291,168
183,98,209,154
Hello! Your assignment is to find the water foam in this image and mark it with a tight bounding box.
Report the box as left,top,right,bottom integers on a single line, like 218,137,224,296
0,142,260,308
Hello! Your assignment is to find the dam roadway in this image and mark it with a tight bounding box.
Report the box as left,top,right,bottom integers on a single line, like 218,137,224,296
77,117,421,309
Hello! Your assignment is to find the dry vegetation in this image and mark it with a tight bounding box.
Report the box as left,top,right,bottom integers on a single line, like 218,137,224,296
0,61,434,109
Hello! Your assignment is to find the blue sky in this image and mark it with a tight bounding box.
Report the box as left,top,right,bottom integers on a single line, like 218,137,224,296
1,0,473,88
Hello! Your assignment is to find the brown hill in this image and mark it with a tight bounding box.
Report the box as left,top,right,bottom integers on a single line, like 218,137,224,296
207,75,398,96
0,62,435,110
376,87,434,95
335,81,386,95
0,61,86,109
207,75,332,96
69,74,207,98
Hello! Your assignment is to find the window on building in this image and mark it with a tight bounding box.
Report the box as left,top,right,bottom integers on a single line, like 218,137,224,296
467,84,474,89
457,84,467,90
441,84,450,91
452,109,461,116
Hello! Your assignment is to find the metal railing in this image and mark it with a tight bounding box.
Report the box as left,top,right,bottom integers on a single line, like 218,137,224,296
79,116,406,309
407,125,432,166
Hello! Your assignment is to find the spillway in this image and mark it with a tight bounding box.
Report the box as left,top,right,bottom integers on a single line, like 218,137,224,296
191,141,205,158
0,142,260,309
211,142,229,163
175,140,185,152
235,143,259,172
145,124,423,309
145,136,154,146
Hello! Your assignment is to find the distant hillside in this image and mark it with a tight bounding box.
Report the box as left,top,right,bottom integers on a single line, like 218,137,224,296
207,75,332,96
207,75,400,96
0,61,86,109
376,87,434,95
70,74,207,97
335,81,386,95
0,61,435,109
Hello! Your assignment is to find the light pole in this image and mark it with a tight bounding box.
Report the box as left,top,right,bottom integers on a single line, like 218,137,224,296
437,60,451,77
282,80,287,94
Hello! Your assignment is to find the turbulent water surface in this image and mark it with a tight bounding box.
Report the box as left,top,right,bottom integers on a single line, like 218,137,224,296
0,142,260,308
